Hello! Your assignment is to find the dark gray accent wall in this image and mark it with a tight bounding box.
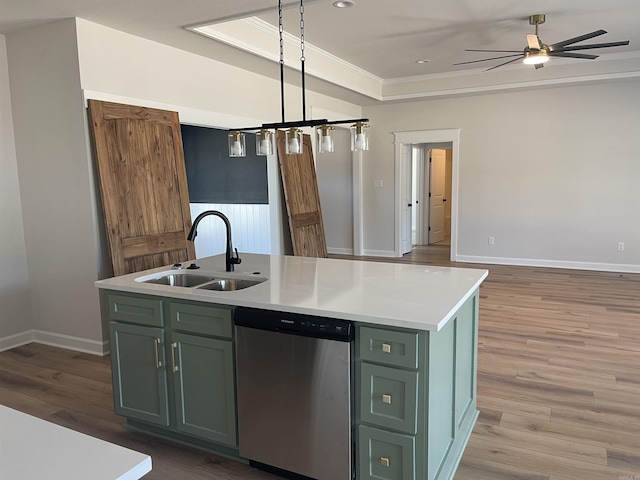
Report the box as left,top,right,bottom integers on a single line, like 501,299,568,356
181,125,268,204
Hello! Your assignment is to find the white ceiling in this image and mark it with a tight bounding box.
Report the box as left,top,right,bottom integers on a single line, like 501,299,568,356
1,0,638,103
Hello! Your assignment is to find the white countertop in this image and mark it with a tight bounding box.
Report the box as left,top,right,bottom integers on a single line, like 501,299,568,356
95,254,488,331
0,405,151,480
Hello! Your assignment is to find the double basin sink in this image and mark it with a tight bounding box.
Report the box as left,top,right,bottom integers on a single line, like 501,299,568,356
136,270,266,292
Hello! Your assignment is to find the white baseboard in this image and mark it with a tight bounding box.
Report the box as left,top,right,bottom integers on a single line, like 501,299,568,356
362,249,397,258
0,331,36,353
455,255,640,273
327,247,355,255
0,329,109,356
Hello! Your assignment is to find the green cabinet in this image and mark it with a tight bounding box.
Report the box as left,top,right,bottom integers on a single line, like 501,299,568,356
356,290,479,480
107,292,237,448
110,321,169,426
170,332,236,446
358,424,416,480
360,362,418,434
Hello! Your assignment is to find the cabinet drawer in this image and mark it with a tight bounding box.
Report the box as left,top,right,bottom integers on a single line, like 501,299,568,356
108,294,163,327
358,425,415,480
170,302,233,338
359,326,419,369
360,363,418,434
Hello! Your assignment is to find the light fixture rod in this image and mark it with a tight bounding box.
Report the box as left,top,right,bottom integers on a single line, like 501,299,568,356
228,0,371,154
299,0,307,122
234,118,369,132
279,0,286,123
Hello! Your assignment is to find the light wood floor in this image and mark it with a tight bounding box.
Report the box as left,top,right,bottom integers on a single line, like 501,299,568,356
1,245,640,480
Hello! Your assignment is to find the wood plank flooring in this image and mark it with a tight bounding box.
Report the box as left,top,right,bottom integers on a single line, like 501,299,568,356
1,245,639,480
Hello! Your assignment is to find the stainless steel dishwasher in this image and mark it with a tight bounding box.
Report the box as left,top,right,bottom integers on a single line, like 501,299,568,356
234,307,354,480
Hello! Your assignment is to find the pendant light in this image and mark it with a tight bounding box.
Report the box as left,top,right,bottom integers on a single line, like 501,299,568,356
255,129,275,156
228,0,370,157
317,125,335,153
350,121,369,151
228,131,246,157
285,128,303,154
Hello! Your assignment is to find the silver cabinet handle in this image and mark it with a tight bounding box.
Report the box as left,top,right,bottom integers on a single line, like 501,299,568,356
171,342,179,372
382,343,391,354
380,457,390,467
382,394,392,404
154,338,162,368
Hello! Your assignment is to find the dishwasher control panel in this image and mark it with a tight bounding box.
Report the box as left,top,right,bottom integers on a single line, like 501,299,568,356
235,307,353,342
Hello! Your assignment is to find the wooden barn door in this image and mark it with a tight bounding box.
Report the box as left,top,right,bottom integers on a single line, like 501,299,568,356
277,130,328,258
89,100,195,276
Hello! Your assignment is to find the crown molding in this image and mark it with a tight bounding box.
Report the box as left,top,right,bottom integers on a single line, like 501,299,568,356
188,18,640,104
188,17,383,100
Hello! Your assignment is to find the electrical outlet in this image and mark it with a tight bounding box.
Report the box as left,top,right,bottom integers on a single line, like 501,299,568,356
488,236,495,245
373,179,383,187
618,242,625,251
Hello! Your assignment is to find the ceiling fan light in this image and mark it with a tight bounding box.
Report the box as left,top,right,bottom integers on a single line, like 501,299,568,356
523,50,549,65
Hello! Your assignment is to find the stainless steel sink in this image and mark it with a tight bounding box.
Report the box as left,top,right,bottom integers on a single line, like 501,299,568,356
137,269,267,291
143,273,215,287
197,278,265,291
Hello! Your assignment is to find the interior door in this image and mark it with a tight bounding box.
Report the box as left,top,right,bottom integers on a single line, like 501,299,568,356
89,100,195,276
428,149,446,244
277,130,328,258
401,144,413,254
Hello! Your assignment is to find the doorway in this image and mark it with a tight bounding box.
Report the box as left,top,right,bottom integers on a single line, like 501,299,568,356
394,129,460,259
411,146,452,248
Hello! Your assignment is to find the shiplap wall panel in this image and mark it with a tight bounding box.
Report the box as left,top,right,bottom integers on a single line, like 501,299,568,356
189,204,270,259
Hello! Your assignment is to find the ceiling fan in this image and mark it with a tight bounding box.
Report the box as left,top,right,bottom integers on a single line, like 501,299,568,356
454,14,630,71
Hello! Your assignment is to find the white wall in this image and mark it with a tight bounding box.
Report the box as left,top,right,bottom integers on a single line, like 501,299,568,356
0,35,32,351
363,79,640,271
316,127,354,254
75,18,363,260
6,19,106,353
75,19,361,129
189,204,271,259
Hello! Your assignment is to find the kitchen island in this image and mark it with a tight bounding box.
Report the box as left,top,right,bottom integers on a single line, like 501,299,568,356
95,253,487,480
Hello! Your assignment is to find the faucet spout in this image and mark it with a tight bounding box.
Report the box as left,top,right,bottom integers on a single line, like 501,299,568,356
187,210,242,272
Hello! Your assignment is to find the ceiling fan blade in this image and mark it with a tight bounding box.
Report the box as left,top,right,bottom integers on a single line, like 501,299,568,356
454,54,523,66
535,63,544,70
552,40,629,52
527,34,540,50
484,56,524,72
549,30,607,49
549,51,599,60
464,49,523,53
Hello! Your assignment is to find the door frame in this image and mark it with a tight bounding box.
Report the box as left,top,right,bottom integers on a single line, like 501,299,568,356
394,129,460,259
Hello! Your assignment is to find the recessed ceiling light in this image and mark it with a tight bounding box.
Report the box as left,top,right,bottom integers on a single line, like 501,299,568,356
333,1,355,8
416,59,430,64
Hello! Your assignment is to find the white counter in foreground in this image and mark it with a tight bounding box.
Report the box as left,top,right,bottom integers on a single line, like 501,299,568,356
95,254,488,331
0,405,151,480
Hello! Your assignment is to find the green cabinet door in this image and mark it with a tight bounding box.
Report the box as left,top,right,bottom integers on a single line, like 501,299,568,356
170,332,237,446
109,322,169,426
359,424,416,480
360,363,419,434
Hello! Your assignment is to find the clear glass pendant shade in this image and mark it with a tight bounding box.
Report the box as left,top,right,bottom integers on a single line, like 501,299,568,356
316,125,335,153
255,129,274,156
228,131,246,157
350,122,369,151
285,128,303,154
